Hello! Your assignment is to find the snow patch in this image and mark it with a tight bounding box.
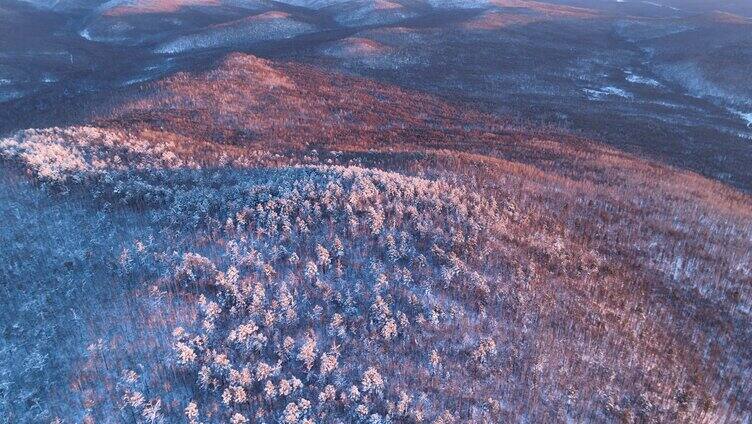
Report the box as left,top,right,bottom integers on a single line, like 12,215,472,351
584,86,633,100
79,28,93,41
641,1,680,11
123,75,154,86
602,86,632,97
625,71,661,87
0,90,23,102
651,101,682,109
741,113,752,128
730,108,752,128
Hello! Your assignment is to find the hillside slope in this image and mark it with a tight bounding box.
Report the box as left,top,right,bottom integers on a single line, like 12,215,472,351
1,53,751,423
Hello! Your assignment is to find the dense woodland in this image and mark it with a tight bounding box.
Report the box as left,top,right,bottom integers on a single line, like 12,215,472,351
1,53,751,423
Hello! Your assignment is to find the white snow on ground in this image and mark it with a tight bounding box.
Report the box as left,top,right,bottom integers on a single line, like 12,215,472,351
731,109,752,128
625,71,661,87
425,0,489,8
602,86,632,97
584,86,633,100
641,1,680,11
79,28,93,41
583,89,603,100
742,113,752,128
0,90,23,102
725,108,752,138
652,101,682,109
122,75,154,86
